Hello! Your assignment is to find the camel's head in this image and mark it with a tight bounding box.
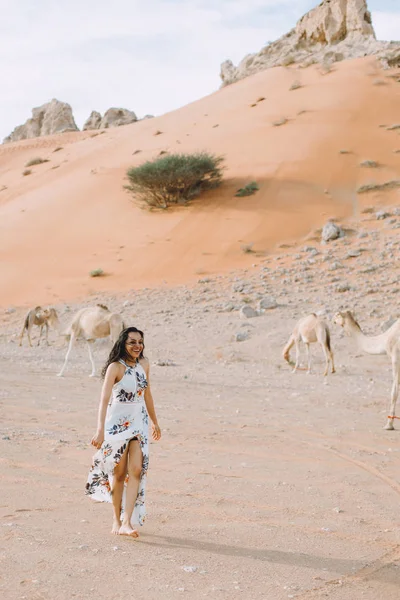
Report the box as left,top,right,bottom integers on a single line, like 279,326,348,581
333,311,346,328
333,310,359,332
43,308,60,329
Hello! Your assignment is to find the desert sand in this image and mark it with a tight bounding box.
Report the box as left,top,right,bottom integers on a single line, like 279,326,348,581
1,55,400,599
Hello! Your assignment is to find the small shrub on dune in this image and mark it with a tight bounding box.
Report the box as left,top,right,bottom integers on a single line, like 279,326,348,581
25,157,49,167
235,182,259,197
90,268,105,277
126,152,224,209
22,169,32,176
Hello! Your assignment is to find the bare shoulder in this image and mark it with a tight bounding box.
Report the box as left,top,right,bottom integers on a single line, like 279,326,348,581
139,357,150,374
106,361,124,380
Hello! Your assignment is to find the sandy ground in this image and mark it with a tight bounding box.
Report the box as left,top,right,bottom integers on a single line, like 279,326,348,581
0,57,399,307
2,202,400,599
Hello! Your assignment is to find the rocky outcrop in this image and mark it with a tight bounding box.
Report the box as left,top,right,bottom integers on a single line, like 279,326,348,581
82,107,138,131
220,0,399,86
82,111,102,131
3,99,78,143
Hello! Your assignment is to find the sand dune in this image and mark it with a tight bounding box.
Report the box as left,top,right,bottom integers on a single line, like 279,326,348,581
0,57,399,308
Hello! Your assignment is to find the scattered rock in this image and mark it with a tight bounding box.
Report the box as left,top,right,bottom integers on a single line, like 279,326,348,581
321,221,344,243
376,210,390,220
336,283,351,293
240,305,258,319
259,296,278,310
235,331,250,342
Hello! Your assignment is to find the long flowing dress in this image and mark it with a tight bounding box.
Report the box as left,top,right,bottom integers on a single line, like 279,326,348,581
85,359,149,526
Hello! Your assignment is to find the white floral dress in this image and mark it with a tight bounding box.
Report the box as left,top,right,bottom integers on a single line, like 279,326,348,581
86,359,149,526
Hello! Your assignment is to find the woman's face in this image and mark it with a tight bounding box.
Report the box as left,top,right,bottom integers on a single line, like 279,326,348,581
125,331,144,361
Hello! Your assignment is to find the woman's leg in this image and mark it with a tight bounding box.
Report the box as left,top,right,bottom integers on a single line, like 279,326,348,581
119,440,142,537
111,445,129,534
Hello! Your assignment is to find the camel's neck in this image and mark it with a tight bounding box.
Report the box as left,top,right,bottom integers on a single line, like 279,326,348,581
345,321,387,355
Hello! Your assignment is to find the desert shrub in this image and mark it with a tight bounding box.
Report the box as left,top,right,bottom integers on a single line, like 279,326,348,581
272,117,288,127
357,180,400,194
126,152,224,209
25,157,49,167
289,80,302,91
241,243,254,254
235,182,259,197
22,169,32,176
360,160,379,168
90,268,104,277
53,147,63,153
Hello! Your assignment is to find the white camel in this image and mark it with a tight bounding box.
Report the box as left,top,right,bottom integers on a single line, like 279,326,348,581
333,310,400,430
19,306,60,347
57,304,125,377
283,313,335,378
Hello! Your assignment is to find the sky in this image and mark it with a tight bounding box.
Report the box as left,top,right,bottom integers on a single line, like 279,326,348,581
0,0,399,141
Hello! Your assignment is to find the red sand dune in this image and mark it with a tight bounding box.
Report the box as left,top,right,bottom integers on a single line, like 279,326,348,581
0,57,399,307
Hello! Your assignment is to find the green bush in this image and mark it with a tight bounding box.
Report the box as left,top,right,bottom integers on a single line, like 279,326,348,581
126,152,224,209
235,181,259,197
90,268,104,277
25,157,50,167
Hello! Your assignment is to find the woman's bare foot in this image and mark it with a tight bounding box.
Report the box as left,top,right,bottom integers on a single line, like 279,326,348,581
111,518,121,534
118,522,139,538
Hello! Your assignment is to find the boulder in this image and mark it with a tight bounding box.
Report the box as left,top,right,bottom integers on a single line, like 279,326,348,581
259,296,278,310
4,99,78,143
240,305,258,319
83,111,102,131
321,221,344,243
100,108,137,129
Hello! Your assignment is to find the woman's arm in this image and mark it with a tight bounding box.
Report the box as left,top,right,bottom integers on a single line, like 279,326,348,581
91,362,120,448
143,360,161,441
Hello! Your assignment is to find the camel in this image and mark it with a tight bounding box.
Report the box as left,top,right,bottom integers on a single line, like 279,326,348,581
283,313,335,378
19,306,60,347
333,311,400,430
57,304,125,377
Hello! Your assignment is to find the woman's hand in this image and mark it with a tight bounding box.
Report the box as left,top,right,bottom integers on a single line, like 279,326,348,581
152,422,161,441
91,430,104,449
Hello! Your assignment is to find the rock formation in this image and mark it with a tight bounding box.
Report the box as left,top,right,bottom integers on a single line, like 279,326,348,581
83,108,137,131
3,99,78,143
82,111,102,131
220,0,400,86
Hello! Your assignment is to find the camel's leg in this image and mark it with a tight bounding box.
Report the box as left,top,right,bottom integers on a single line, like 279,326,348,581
320,343,330,377
385,352,400,431
18,323,26,347
306,343,312,374
45,322,49,346
330,349,336,374
283,335,295,365
26,323,33,348
57,334,76,377
87,341,96,377
38,325,44,346
292,339,301,374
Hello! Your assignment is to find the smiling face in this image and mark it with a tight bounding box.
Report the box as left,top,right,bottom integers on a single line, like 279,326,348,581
125,331,144,362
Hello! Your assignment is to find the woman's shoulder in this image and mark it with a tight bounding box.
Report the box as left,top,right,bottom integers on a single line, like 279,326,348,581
108,360,124,373
139,357,149,372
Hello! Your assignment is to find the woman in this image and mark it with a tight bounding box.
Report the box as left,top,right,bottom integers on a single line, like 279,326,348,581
86,327,161,537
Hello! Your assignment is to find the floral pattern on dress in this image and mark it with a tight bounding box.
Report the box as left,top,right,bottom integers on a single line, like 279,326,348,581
107,417,131,436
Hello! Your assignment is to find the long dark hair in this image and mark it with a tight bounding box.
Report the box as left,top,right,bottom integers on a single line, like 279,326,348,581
101,327,145,378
